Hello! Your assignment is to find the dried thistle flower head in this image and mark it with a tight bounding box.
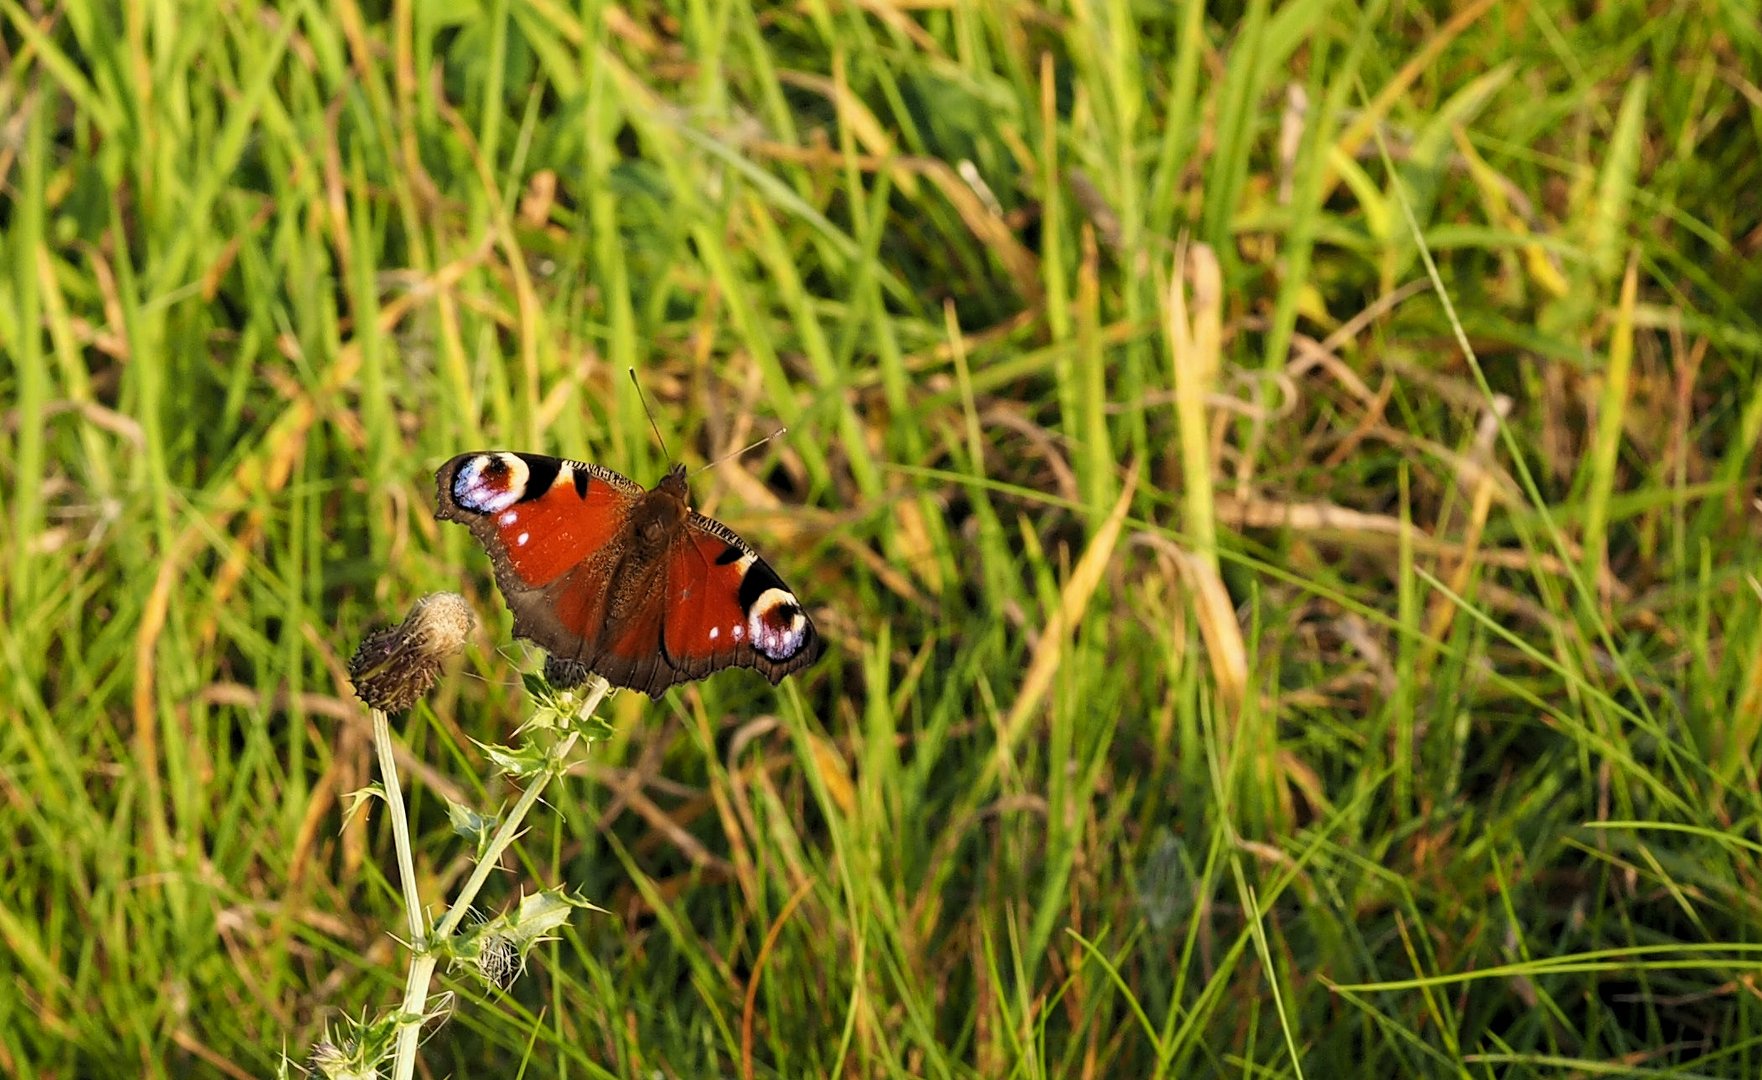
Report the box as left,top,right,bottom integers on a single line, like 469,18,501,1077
349,592,475,713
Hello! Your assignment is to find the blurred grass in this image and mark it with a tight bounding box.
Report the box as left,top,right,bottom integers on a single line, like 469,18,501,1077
5,0,1762,1076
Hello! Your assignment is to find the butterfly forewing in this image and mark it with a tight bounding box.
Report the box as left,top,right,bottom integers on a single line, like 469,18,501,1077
437,452,641,587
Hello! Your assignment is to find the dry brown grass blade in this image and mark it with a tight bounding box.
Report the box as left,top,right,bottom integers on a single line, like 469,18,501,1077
1423,398,1507,653
1133,533,1249,721
1167,241,1223,559
989,462,1141,785
741,878,818,1080
1160,240,1249,713
807,732,857,816
1177,545,1250,719
1214,493,1631,601
892,497,947,593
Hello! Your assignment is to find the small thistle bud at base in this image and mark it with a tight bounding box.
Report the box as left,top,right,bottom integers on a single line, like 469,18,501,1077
349,592,475,713
306,1039,374,1080
543,654,591,690
305,1040,345,1074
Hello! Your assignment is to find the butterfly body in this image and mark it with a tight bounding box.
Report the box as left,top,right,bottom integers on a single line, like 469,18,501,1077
436,451,821,697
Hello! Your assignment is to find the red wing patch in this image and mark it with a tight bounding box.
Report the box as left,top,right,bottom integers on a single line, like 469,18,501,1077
436,452,640,587
660,527,750,667
540,568,611,643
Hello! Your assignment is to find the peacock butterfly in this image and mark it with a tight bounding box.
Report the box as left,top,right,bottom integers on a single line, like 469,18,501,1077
435,451,822,697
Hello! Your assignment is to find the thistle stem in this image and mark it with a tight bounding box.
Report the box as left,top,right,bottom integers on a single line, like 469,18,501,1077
386,675,612,1080
370,707,426,946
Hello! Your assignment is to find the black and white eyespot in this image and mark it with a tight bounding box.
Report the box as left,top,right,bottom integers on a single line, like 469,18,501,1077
748,588,810,661
734,556,810,660
451,453,529,514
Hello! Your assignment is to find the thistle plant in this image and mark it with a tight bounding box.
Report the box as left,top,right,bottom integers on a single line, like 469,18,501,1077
289,593,612,1079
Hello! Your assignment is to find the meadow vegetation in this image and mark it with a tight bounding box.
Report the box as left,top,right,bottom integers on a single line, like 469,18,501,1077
4,0,1762,1076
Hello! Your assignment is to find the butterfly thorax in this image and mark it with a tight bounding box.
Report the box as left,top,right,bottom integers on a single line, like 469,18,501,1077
600,466,691,631
631,466,690,542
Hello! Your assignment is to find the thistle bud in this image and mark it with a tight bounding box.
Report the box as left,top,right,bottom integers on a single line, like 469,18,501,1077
306,1037,375,1080
348,593,475,713
302,1013,399,1080
474,933,523,991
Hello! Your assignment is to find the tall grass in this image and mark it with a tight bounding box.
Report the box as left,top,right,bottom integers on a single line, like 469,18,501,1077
4,0,1762,1076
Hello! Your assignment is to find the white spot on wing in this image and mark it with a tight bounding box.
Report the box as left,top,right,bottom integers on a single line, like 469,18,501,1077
498,510,518,526
515,531,529,546
709,626,719,641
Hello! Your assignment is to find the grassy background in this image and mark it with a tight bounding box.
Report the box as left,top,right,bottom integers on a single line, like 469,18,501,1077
5,0,1762,1076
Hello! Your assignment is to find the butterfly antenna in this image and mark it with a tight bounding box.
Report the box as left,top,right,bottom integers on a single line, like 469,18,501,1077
691,426,789,480
628,368,673,464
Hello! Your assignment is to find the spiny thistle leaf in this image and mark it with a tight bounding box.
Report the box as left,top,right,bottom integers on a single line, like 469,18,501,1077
478,739,549,779
446,798,499,857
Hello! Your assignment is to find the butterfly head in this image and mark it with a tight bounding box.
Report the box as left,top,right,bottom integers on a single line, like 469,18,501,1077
658,462,690,496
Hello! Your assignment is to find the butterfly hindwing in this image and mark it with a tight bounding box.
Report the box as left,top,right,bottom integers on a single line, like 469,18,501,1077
659,514,822,685
587,584,677,695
